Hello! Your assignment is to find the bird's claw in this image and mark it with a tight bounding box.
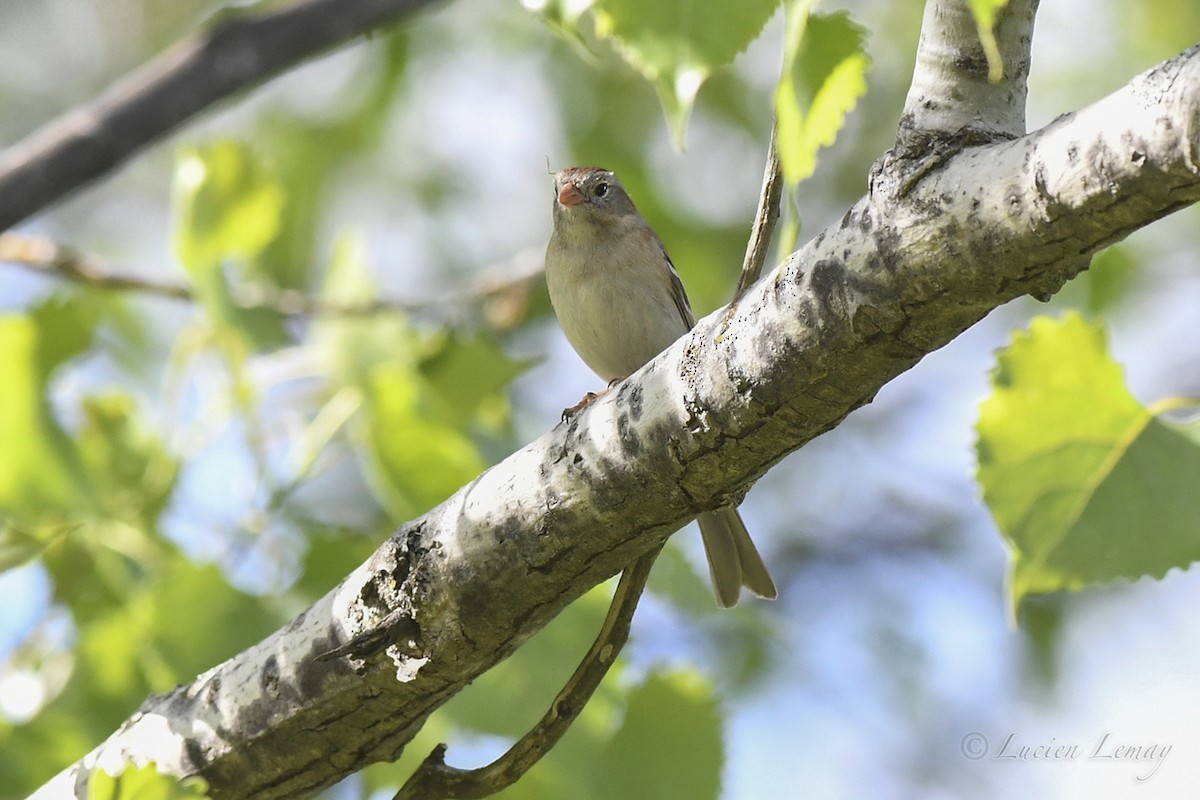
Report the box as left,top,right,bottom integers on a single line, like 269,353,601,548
561,391,599,421
559,378,626,421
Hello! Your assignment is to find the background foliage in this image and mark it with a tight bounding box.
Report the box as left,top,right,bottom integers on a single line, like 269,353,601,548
1,0,1199,798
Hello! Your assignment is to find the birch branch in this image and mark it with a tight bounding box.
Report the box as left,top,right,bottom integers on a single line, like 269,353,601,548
31,37,1200,799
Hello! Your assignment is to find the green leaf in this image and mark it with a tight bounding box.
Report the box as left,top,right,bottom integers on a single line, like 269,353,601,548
594,670,723,800
171,141,288,346
0,296,98,528
314,232,415,388
2,559,282,797
77,394,178,528
775,9,869,187
361,363,487,519
523,0,599,55
418,332,535,423
593,0,779,147
88,762,211,800
295,527,383,600
442,585,616,737
976,313,1200,614
257,32,410,291
0,523,57,572
0,708,96,797
173,141,285,275
148,561,281,679
965,0,1009,82
1083,245,1138,315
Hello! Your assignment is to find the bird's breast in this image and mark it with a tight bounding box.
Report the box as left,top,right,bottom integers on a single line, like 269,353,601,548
546,239,689,382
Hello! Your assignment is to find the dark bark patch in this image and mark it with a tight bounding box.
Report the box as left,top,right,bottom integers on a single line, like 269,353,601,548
262,655,280,696
616,412,642,458
618,378,644,422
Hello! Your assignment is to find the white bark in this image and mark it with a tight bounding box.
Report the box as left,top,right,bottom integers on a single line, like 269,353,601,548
902,0,1037,140
32,2,1200,798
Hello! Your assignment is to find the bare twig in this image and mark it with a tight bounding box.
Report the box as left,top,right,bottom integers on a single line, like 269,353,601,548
393,545,663,800
0,0,446,233
733,121,783,299
0,233,192,300
0,233,544,327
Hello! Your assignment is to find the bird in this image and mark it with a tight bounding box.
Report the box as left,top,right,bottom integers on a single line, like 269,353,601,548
544,165,777,607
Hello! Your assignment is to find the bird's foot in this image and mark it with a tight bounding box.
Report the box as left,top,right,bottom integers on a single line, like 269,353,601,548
561,391,600,421
560,376,628,421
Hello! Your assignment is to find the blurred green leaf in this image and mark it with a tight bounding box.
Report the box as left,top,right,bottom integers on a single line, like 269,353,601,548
0,296,98,529
524,0,596,28
259,32,410,291
522,0,599,56
315,232,416,387
593,0,779,147
965,0,1009,82
594,670,724,800
1084,245,1139,315
361,364,487,519
1126,0,1200,61
419,332,535,423
77,394,178,529
294,527,383,600
88,762,210,800
18,391,179,623
0,524,57,572
315,234,507,519
171,141,288,347
174,141,285,274
776,9,869,187
1052,244,1141,316
442,585,616,737
646,539,723,614
0,710,96,800
148,561,281,679
1,559,280,797
976,313,1200,614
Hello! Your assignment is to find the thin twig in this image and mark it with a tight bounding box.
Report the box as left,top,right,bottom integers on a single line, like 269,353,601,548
0,0,446,233
0,233,544,327
734,121,784,300
0,234,192,300
393,545,664,800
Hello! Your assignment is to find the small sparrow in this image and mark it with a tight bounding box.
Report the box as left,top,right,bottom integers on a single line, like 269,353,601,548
544,166,777,607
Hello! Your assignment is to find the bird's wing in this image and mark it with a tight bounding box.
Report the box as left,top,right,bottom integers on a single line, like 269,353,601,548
655,237,696,331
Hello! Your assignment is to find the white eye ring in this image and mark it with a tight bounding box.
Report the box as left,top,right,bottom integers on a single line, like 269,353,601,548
594,182,610,198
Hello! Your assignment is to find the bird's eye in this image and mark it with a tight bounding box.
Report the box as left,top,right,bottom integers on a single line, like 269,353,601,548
594,182,609,198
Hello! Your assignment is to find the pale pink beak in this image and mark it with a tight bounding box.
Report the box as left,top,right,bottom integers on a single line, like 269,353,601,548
557,182,585,207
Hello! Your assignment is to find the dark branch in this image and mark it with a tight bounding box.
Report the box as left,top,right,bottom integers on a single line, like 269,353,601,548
0,0,446,233
392,546,662,800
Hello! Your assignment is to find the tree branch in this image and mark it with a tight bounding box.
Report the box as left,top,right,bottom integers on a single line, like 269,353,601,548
31,37,1200,799
900,0,1038,143
393,546,662,800
734,121,783,299
0,233,544,329
0,0,447,233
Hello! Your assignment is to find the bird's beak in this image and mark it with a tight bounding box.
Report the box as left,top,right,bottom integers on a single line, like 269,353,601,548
557,182,585,207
